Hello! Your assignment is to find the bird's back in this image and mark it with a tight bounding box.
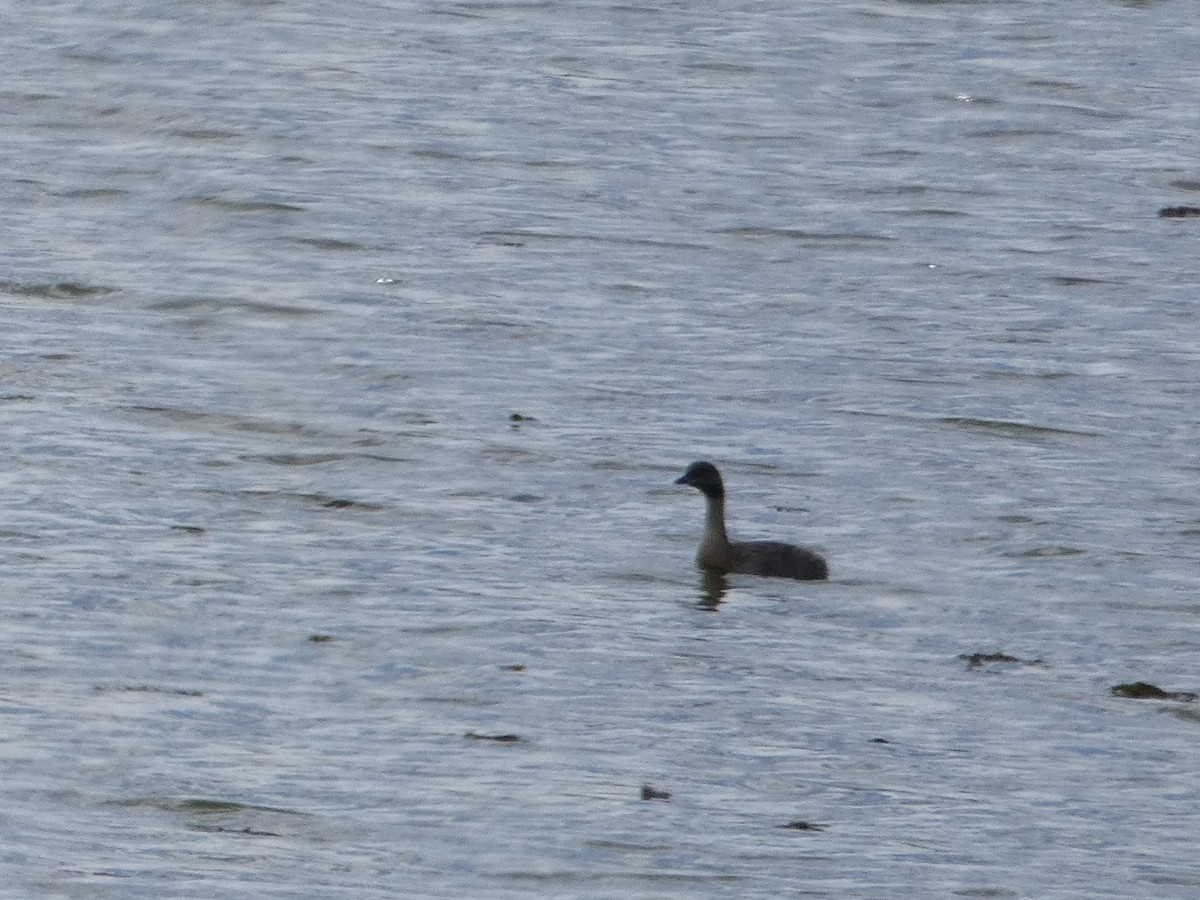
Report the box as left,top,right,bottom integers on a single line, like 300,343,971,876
727,539,828,581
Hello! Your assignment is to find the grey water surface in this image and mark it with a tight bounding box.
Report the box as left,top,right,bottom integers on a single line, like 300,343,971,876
4,0,1200,897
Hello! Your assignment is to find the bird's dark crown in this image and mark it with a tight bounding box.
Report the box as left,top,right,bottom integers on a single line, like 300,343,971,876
675,460,725,498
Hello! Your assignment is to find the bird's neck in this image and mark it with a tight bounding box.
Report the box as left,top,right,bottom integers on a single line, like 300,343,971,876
699,493,732,564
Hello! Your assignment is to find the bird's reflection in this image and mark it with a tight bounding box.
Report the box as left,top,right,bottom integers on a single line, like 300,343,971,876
697,569,729,609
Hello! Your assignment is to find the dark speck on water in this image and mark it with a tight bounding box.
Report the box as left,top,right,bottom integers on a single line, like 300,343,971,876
1157,205,1200,218
959,652,1047,670
778,820,829,832
1111,682,1197,702
640,785,671,801
960,652,1020,669
464,731,524,744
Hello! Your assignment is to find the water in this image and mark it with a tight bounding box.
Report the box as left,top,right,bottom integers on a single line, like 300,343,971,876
4,0,1200,896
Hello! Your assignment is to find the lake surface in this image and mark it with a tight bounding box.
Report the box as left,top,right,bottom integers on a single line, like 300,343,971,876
4,0,1200,896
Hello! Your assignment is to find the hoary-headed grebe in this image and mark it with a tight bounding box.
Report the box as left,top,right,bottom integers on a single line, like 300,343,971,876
675,461,828,581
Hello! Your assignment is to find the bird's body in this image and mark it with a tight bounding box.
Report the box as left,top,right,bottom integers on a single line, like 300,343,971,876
675,461,828,581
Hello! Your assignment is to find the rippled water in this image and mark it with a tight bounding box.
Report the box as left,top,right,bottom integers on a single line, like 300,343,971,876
5,1,1200,896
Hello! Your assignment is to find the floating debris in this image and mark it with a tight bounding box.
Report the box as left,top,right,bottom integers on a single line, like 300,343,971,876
307,634,333,643
464,731,524,743
778,820,828,831
1111,682,1197,702
640,784,671,801
499,664,526,672
1158,206,1200,218
960,651,1019,669
509,412,538,429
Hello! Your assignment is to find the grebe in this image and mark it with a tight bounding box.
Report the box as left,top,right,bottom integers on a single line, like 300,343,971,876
675,461,828,581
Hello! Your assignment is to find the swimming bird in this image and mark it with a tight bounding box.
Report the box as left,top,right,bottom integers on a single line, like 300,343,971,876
675,461,828,581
